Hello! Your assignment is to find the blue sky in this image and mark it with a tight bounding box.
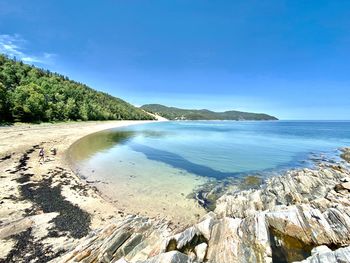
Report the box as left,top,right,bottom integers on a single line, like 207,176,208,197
0,0,349,120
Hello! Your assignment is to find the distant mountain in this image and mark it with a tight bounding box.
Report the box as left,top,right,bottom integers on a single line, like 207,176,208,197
140,104,278,121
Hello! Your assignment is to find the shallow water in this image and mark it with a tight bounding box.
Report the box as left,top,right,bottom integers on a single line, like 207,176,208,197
68,121,350,222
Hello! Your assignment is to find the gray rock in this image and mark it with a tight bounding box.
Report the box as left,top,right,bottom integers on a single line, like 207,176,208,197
311,245,332,256
140,251,190,263
194,243,207,262
195,217,214,240
294,245,350,263
113,233,143,260
167,226,200,251
55,149,350,263
206,216,272,263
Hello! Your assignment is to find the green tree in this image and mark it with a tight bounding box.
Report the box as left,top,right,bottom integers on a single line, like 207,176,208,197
0,82,10,121
64,97,77,120
0,54,154,123
12,83,46,122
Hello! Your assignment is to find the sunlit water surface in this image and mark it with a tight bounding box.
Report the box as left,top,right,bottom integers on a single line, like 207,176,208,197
68,121,350,222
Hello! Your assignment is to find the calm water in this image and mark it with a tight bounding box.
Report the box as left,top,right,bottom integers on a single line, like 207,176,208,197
71,121,350,176
68,121,350,220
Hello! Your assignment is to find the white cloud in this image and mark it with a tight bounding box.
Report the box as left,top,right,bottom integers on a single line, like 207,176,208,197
0,34,56,65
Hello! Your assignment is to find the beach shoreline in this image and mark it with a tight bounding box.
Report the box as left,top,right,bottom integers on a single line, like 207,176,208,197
0,120,168,260
67,127,208,225
1,121,350,262
56,145,350,263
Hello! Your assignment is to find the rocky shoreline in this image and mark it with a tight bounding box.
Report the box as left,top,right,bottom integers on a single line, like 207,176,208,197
0,122,350,262
53,148,350,263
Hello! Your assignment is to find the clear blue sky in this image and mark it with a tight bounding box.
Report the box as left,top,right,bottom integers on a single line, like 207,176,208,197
0,0,349,120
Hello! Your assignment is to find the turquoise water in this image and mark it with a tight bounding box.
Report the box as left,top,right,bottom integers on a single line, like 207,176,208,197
69,121,350,219
72,121,350,179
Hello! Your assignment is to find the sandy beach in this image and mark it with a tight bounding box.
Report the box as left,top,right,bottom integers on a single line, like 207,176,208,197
0,120,163,260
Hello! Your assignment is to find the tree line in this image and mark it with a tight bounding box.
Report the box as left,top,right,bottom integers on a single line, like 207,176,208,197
141,104,278,120
0,54,154,123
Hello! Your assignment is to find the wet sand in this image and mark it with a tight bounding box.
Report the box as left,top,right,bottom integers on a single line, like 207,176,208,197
68,130,208,224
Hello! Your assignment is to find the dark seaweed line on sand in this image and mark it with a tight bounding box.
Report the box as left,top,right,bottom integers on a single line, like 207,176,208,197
19,173,91,239
0,228,65,263
2,146,92,263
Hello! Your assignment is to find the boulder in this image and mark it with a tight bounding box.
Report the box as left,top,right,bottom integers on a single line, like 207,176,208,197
206,216,272,263
266,204,350,246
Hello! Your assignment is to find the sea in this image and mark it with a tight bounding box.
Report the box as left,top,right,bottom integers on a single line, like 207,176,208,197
68,121,350,220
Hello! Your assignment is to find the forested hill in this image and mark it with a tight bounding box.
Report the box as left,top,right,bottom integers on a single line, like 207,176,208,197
141,104,278,120
0,55,154,122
